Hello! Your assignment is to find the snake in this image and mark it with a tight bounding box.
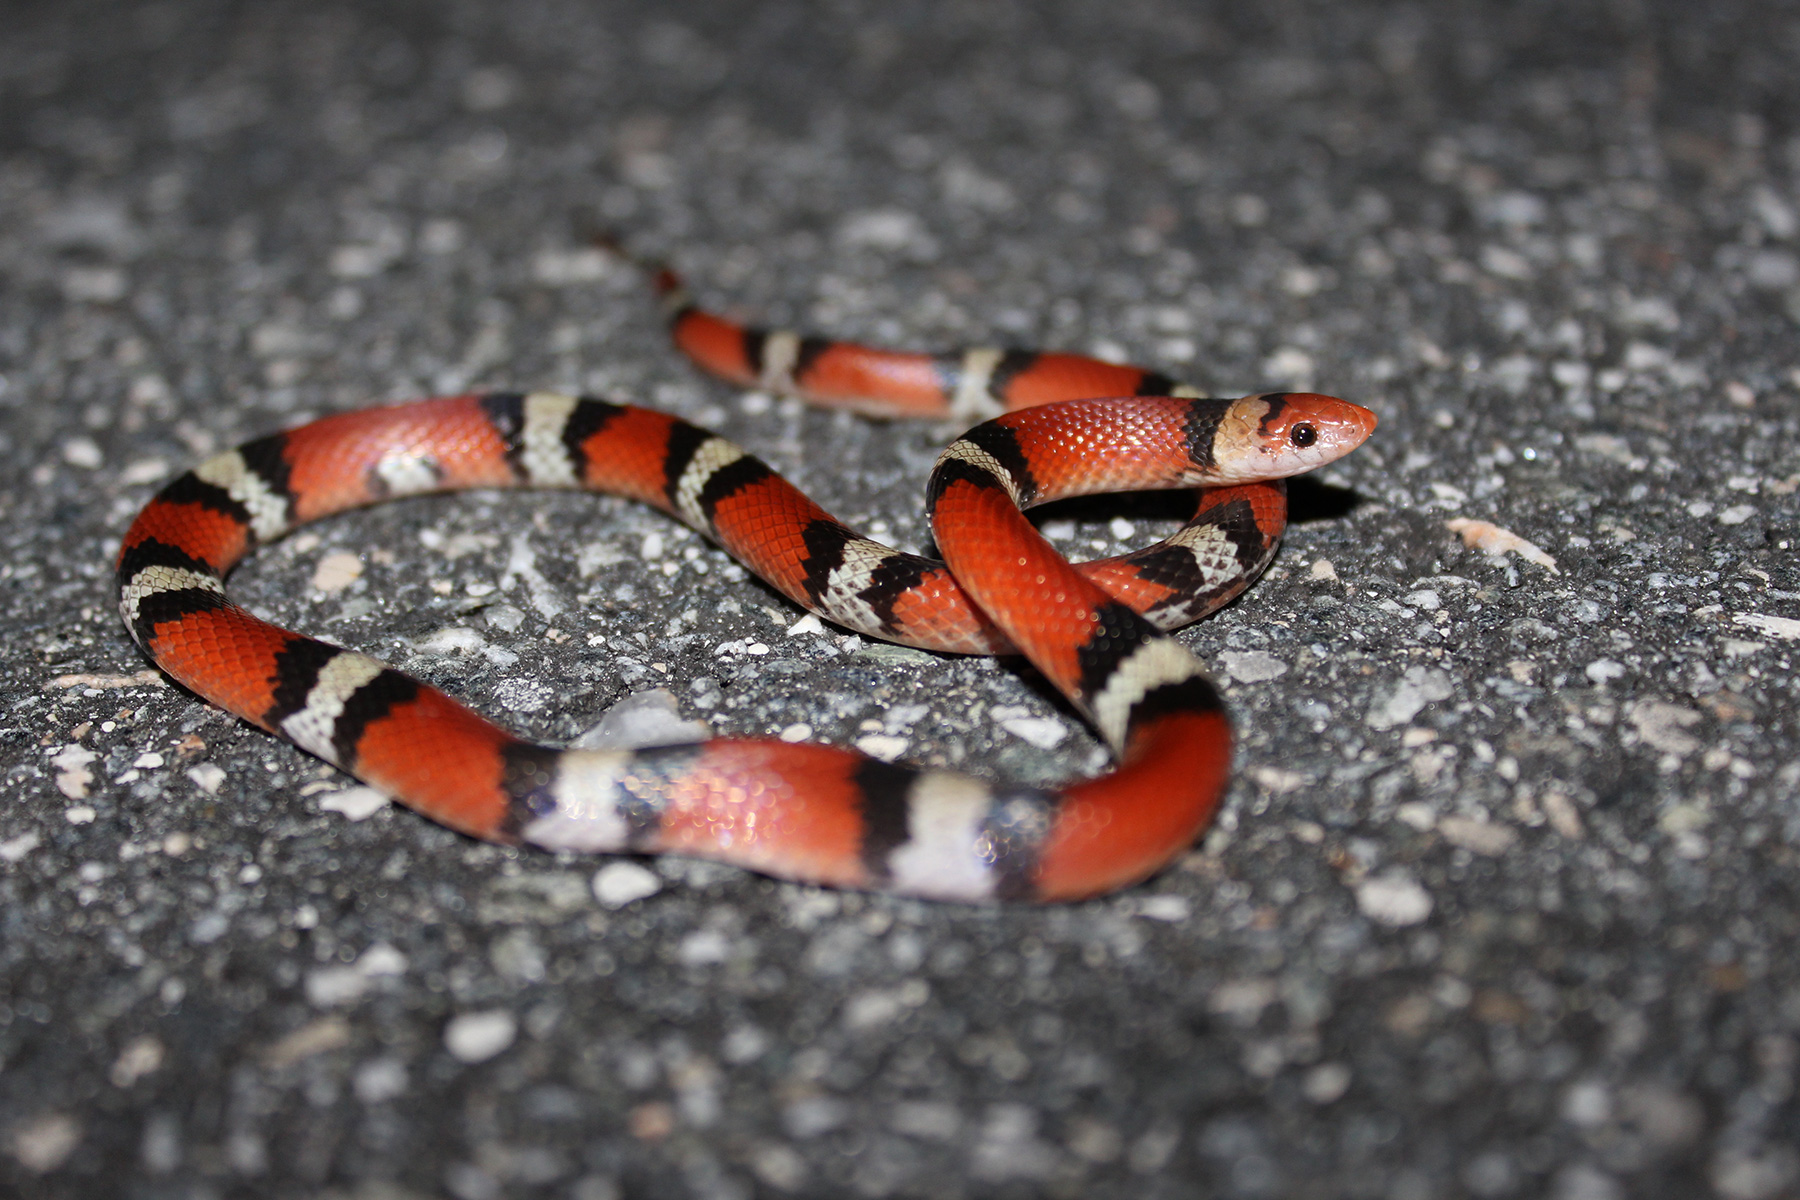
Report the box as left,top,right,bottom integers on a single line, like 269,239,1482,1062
114,253,1375,901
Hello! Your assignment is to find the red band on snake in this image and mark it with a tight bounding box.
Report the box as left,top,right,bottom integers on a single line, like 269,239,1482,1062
116,263,1375,901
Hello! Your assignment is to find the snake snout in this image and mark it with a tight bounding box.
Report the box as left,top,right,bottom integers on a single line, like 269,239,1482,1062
1254,392,1378,476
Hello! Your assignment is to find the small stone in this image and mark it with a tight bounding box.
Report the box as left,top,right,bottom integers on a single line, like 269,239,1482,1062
52,745,96,800
262,1017,352,1068
1220,649,1288,683
319,786,390,821
1263,346,1315,386
1251,766,1308,794
783,1096,849,1140
854,734,909,761
8,1112,82,1173
592,861,663,908
304,943,407,1007
1628,700,1703,756
843,988,909,1030
1541,790,1585,839
1356,872,1434,926
999,715,1068,748
1302,1062,1352,1104
1136,895,1191,922
62,266,128,302
835,207,928,250
310,551,363,593
1208,977,1278,1019
1438,816,1519,856
1396,802,1436,830
1585,659,1627,685
573,689,708,750
444,1010,517,1063
530,246,611,286
1734,612,1800,641
891,1100,960,1140
110,1036,166,1088
62,436,104,468
1552,1164,1623,1200
0,832,40,863
415,625,486,655
305,966,368,1007
1367,666,1454,730
1445,518,1560,573
1065,1117,1123,1163
678,929,731,966
358,944,408,977
353,1057,409,1103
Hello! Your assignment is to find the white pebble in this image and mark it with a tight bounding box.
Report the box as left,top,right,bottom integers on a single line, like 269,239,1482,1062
1584,659,1627,685
999,716,1068,749
311,551,363,594
592,861,663,908
319,786,390,822
1437,816,1519,856
1734,612,1800,641
444,1010,517,1063
52,745,96,800
678,929,731,966
1219,650,1288,684
854,734,909,762
1136,895,1191,922
1263,346,1316,385
8,1112,81,1174
0,832,41,863
1302,1062,1352,1104
573,688,709,750
121,457,170,485
1366,666,1453,730
359,944,409,976
1395,802,1436,830
530,246,611,286
304,965,370,1007
1356,873,1434,926
353,1057,409,1104
62,436,103,468
62,265,128,302
415,625,486,655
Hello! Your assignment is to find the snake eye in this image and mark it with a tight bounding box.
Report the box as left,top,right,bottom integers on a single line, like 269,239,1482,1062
1290,423,1318,448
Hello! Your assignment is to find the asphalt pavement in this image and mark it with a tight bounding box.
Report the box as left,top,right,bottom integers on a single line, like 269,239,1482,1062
1,1,1797,1197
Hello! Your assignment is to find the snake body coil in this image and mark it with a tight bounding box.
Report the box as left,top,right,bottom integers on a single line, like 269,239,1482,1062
117,261,1375,901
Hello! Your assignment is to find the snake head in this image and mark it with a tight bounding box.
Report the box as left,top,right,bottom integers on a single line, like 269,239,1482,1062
1223,392,1377,481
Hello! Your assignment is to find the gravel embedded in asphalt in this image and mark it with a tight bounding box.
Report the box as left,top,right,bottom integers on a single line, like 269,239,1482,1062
2,2,1797,1197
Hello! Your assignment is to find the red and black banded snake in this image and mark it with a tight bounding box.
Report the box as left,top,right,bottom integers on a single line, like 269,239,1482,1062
115,254,1375,901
